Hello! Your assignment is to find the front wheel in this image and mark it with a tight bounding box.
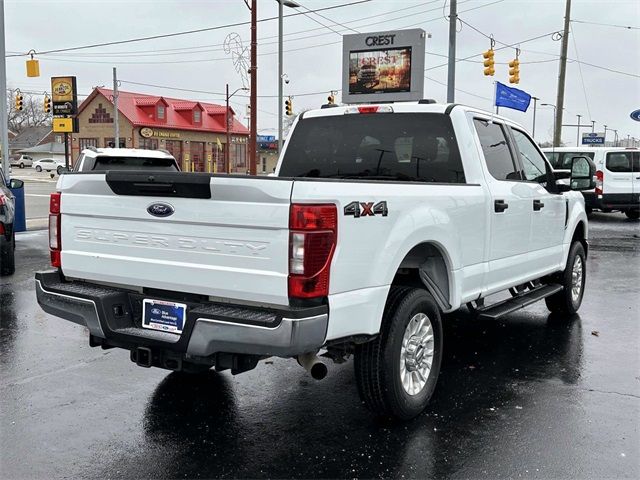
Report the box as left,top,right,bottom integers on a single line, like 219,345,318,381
354,287,443,420
19,162,24,169
625,209,639,220
545,242,586,315
57,166,64,175
35,165,42,172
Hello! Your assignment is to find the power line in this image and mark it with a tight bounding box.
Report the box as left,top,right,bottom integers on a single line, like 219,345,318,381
571,19,640,30
569,23,591,121
5,0,371,58
570,59,640,78
297,1,360,34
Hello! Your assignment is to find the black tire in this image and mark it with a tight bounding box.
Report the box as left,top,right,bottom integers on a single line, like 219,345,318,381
0,231,16,276
625,210,639,220
19,162,24,169
56,166,63,175
354,286,443,420
35,165,42,172
545,242,586,315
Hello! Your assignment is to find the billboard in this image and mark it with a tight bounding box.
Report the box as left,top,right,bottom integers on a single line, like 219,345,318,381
51,76,78,116
342,29,425,104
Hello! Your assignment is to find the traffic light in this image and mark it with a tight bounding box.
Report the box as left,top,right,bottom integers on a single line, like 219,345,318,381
15,93,24,111
285,96,293,116
482,49,495,76
509,58,520,84
44,95,52,114
327,93,335,104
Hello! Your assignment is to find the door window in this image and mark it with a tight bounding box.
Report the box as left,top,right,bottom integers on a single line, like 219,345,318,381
473,119,520,181
510,128,549,182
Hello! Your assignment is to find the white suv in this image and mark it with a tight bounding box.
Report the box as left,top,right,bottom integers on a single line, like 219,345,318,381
73,147,180,172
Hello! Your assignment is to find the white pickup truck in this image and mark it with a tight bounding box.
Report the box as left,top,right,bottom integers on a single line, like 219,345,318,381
36,102,595,419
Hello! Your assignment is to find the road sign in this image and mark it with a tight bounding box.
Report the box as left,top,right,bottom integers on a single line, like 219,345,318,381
257,135,275,142
52,117,76,133
630,109,640,122
582,132,605,145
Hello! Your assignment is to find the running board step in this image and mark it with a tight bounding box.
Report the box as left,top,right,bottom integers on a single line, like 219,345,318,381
476,284,563,320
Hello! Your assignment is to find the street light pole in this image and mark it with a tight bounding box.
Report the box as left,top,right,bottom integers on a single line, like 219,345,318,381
542,103,557,151
278,0,300,155
612,129,618,147
531,96,539,139
226,84,249,174
576,114,581,147
591,120,595,133
0,0,10,179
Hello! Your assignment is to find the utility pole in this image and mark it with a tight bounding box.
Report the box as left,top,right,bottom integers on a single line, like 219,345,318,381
446,0,457,103
576,114,581,147
249,0,257,175
226,83,230,174
0,0,10,179
591,120,595,133
113,67,119,148
554,0,572,147
532,96,539,139
278,0,284,155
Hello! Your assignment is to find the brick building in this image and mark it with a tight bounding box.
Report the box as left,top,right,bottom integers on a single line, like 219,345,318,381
71,88,249,172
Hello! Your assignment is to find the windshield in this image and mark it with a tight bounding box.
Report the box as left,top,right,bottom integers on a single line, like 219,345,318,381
92,156,179,172
279,113,466,183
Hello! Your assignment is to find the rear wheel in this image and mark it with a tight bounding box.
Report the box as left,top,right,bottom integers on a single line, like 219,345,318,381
354,287,443,420
545,242,586,315
35,165,42,172
56,166,64,175
625,209,639,220
19,162,24,169
0,230,16,276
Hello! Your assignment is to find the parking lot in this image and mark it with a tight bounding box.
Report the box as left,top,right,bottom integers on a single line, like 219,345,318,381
1,213,639,479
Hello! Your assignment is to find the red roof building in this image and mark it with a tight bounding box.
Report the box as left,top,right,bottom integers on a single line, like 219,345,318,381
71,87,249,172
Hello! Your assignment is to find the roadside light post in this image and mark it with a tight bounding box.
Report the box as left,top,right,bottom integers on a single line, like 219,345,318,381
278,0,300,154
531,96,539,139
591,120,596,133
612,129,618,147
541,103,557,150
603,125,608,145
226,84,249,174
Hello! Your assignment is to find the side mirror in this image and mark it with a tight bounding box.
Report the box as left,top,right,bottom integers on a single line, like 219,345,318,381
58,167,70,174
570,156,596,191
9,178,24,189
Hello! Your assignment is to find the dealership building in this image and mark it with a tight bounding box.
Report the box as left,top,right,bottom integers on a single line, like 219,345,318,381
71,87,249,172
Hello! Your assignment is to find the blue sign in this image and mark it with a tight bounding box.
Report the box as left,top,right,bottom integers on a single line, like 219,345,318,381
257,135,275,142
630,109,640,122
495,82,531,112
582,132,605,145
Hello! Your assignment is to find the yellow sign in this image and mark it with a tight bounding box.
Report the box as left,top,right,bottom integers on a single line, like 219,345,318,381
216,138,223,151
140,127,180,139
52,117,74,133
51,77,74,103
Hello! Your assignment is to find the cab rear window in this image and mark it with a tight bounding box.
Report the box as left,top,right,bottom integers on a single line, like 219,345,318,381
544,151,594,169
92,156,179,171
280,113,466,183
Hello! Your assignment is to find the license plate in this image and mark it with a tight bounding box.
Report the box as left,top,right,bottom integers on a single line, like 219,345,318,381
142,299,187,335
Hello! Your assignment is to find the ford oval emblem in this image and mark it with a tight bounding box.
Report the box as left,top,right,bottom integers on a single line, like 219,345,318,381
147,202,175,218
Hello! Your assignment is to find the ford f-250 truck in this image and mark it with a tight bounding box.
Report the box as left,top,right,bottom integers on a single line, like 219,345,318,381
36,102,595,419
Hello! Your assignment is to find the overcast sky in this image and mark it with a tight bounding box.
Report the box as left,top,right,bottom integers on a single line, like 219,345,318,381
5,0,640,144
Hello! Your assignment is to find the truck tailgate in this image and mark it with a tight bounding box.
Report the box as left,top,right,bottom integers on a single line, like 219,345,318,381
58,173,293,306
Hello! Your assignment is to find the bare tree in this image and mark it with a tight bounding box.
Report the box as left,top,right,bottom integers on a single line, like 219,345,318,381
6,89,51,133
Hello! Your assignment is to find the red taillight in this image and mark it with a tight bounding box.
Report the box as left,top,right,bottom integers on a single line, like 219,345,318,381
288,204,337,299
595,170,603,195
49,192,61,267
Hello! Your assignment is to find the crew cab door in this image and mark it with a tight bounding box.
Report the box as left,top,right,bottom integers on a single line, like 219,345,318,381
472,118,532,292
507,126,565,275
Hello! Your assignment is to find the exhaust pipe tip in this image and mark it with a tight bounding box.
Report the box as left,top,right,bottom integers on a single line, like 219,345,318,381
297,352,328,380
310,362,328,380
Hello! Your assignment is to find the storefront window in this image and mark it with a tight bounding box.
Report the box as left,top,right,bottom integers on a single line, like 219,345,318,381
79,138,98,150
104,137,126,148
139,137,159,150
233,143,246,170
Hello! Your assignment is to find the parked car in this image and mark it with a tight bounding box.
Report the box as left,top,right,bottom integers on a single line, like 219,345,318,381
0,167,24,276
33,157,66,174
10,154,33,169
73,147,180,172
36,102,595,420
542,146,639,219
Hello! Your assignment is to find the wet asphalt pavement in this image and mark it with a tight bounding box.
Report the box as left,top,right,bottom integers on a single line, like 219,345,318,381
1,213,639,479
